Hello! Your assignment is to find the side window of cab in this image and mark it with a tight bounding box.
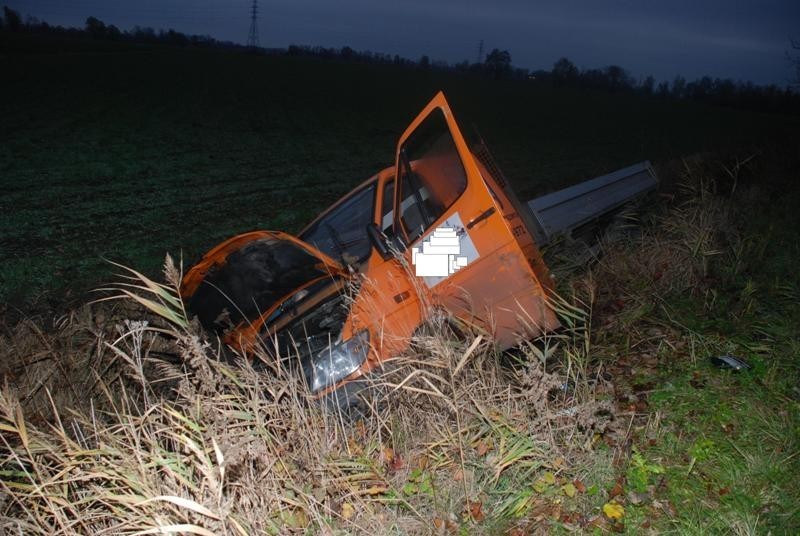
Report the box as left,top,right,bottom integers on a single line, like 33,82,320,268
396,108,467,244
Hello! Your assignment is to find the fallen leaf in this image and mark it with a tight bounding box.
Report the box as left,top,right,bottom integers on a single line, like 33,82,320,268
433,518,444,529
354,419,367,438
476,440,491,456
341,502,355,521
627,491,649,505
573,479,586,493
603,501,625,520
311,487,327,501
467,500,485,522
562,483,577,498
416,454,429,471
282,509,309,528
346,437,363,456
453,468,464,482
722,423,735,435
365,485,388,496
689,375,706,389
719,487,730,496
380,446,395,464
389,454,405,472
548,503,562,520
666,500,677,516
542,471,556,485
609,481,624,499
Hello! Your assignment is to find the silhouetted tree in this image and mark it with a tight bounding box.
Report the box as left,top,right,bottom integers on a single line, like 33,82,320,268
530,69,550,81
131,25,156,42
604,65,632,91
671,75,687,98
513,67,529,80
656,81,670,98
484,48,512,79
641,75,655,95
106,24,121,40
579,68,607,89
3,6,21,31
419,55,430,69
713,78,736,105
552,57,578,86
85,16,106,39
161,28,188,46
687,75,713,100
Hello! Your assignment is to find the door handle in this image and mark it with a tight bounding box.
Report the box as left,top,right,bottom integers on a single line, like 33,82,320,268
467,207,496,229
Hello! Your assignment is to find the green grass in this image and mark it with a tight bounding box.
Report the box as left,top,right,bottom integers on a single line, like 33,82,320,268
646,365,799,532
2,32,798,309
567,151,800,534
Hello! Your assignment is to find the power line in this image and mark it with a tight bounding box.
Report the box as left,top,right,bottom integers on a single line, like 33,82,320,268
247,0,259,48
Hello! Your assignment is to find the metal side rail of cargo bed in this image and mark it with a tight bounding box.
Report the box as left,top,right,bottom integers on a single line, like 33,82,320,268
526,161,658,246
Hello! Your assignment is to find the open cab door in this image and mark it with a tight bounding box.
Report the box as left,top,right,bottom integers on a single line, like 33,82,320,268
392,92,559,348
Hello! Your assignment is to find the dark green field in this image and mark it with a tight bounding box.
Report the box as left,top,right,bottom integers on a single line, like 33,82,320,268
1,34,797,309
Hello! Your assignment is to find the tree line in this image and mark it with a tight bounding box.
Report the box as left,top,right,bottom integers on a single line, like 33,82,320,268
548,57,798,115
2,5,797,115
1,6,240,50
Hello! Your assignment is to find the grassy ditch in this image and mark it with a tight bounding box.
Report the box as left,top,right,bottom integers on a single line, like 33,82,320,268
1,147,798,534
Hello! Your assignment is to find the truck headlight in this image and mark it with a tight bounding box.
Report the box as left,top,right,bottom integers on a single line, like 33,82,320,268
311,330,370,393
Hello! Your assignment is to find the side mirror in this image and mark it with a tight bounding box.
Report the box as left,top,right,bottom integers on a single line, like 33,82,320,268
367,223,392,260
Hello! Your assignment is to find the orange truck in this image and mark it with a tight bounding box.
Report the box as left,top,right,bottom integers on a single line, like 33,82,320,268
180,92,656,406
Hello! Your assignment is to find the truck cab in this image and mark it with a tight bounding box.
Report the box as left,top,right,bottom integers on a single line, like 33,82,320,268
180,92,559,400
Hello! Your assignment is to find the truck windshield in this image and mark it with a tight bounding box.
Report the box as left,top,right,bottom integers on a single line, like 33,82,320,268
300,183,377,266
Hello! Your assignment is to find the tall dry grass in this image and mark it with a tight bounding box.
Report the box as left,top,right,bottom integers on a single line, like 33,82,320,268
5,153,757,533
0,243,617,534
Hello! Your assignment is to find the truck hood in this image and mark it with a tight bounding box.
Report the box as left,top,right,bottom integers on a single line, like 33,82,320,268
180,230,348,333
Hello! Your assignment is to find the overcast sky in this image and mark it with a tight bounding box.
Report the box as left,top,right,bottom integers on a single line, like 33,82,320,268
9,0,800,86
